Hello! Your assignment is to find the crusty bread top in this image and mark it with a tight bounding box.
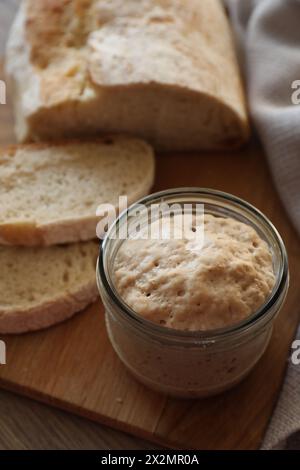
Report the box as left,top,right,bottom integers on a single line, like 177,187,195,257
10,0,248,131
0,137,155,246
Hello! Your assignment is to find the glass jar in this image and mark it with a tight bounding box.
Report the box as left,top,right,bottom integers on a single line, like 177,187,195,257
97,188,289,398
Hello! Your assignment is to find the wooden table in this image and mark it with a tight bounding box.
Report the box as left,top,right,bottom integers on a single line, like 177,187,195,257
0,0,298,451
0,0,157,450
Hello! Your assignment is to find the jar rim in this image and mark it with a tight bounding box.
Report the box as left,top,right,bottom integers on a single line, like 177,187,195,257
97,187,289,342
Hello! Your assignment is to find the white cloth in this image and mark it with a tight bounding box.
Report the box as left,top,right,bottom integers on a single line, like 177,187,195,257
225,0,300,449
262,327,300,449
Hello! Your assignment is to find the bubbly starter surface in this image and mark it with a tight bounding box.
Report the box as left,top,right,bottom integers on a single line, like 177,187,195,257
114,214,275,331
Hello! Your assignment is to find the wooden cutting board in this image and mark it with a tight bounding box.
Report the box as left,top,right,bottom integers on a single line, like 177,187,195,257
0,62,300,450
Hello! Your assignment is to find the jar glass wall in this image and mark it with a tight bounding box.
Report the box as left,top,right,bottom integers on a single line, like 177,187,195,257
97,188,289,398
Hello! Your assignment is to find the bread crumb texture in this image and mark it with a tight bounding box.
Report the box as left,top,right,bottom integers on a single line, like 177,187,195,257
0,242,96,309
114,215,276,331
0,139,154,226
0,241,99,333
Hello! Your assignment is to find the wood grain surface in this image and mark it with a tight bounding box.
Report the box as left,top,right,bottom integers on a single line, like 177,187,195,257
0,0,300,451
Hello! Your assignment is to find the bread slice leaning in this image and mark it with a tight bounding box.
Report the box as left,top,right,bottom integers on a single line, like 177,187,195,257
0,137,155,246
0,241,99,334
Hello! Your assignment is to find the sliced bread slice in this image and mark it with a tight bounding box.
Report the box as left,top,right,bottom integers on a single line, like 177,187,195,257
0,137,155,246
0,241,99,334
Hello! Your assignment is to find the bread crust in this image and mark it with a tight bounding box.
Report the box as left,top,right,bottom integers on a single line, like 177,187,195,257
6,0,250,150
0,137,155,246
0,279,98,334
0,241,100,334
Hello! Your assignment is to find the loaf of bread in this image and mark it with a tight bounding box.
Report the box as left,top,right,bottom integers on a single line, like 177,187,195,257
0,242,99,334
6,0,249,151
0,137,155,246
